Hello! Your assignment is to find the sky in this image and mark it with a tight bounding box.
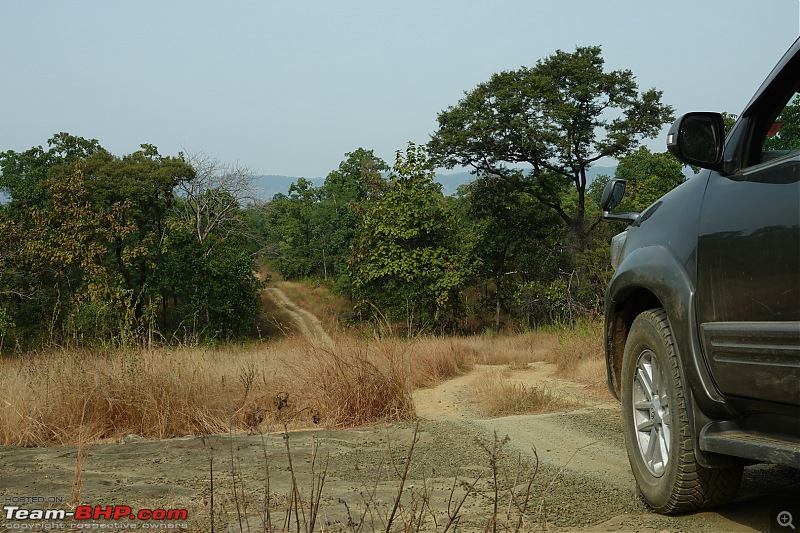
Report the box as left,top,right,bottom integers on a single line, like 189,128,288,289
2,1,799,179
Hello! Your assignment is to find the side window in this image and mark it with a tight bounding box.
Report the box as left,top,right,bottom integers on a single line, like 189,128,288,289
761,92,800,161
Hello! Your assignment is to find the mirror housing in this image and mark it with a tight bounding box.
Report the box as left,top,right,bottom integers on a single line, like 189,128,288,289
601,178,626,211
666,112,725,171
600,178,639,224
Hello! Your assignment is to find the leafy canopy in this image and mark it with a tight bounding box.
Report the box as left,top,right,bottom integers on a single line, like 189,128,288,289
350,143,466,325
429,45,674,250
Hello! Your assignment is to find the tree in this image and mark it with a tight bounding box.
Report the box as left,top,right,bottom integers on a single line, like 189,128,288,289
428,45,674,253
163,151,263,340
455,175,567,329
0,133,101,210
273,177,323,280
350,143,466,327
175,150,256,249
0,137,196,346
316,148,389,293
80,145,195,332
0,134,264,348
606,147,686,212
160,212,262,340
0,134,122,346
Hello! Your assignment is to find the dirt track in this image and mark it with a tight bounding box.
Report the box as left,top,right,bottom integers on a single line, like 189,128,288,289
1,291,799,532
265,287,335,349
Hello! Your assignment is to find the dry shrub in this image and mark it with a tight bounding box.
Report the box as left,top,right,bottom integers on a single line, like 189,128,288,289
457,330,559,367
0,321,605,447
0,336,418,446
473,369,577,417
286,339,414,427
405,337,475,388
548,321,605,384
0,347,259,446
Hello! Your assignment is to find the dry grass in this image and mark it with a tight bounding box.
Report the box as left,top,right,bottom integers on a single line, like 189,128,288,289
456,330,560,367
473,369,579,417
0,333,483,446
0,270,607,448
283,340,413,428
403,336,475,387
548,321,606,388
0,345,257,446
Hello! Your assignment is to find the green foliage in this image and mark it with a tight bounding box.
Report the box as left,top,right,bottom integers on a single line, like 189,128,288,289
275,177,323,280
350,143,467,327
160,217,263,341
590,147,687,213
0,133,264,350
0,306,12,350
721,112,739,135
455,171,569,328
251,148,390,298
316,148,389,294
429,44,674,254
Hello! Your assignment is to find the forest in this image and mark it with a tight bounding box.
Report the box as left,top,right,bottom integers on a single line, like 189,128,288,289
0,46,700,351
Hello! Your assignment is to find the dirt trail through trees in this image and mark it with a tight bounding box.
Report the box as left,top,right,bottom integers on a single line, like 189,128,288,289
265,287,335,348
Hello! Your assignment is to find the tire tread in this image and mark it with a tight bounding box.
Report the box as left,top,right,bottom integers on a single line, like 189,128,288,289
623,308,742,514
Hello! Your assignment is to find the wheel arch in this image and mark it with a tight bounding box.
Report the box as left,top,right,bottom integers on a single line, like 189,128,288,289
605,245,741,468
605,245,697,398
605,286,662,399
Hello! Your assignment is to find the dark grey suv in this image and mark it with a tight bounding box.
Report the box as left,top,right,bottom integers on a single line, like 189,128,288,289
601,38,800,513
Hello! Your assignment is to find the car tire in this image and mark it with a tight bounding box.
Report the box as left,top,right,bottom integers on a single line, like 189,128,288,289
621,308,743,514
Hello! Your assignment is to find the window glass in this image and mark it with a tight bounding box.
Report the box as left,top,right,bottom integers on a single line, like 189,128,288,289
764,92,800,152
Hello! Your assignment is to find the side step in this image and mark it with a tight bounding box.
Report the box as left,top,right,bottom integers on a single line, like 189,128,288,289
699,417,800,467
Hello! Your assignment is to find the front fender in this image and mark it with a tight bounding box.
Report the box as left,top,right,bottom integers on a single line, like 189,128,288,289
606,245,735,419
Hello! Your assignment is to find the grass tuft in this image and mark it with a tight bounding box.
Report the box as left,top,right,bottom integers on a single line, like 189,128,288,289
474,369,579,417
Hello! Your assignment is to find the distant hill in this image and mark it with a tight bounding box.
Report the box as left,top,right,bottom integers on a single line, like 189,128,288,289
250,166,619,201
250,175,325,201
0,167,620,205
435,166,618,196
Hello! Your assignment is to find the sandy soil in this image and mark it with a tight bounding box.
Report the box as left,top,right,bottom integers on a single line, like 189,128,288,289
2,293,798,532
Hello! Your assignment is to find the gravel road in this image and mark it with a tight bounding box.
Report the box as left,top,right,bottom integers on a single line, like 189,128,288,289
2,371,798,532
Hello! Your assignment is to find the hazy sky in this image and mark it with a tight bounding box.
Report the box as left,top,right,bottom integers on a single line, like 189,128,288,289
2,1,798,178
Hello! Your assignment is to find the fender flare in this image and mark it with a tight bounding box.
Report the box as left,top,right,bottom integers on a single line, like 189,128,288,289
605,245,739,467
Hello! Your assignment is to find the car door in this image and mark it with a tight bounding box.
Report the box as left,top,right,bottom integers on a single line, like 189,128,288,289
696,80,800,406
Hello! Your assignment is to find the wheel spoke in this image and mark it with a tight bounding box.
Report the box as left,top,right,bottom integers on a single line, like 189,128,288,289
645,427,659,468
637,418,654,432
637,363,654,400
650,357,661,395
656,426,669,468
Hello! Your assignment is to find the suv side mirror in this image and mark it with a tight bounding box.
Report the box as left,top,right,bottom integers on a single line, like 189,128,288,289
601,178,626,211
601,178,639,223
666,112,725,171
